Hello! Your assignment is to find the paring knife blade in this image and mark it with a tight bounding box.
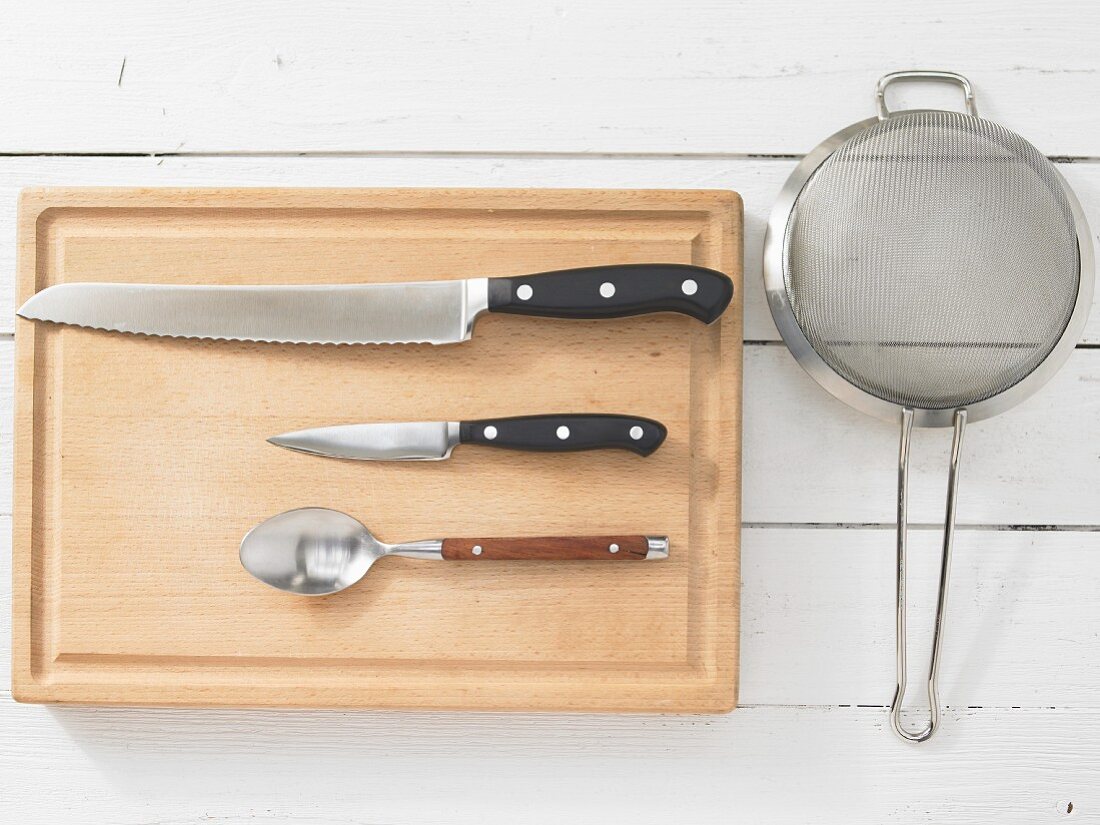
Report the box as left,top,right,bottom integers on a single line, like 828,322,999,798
269,414,668,461
17,264,733,346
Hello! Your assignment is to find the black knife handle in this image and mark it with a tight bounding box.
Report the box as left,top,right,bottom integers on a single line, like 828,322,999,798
485,264,733,324
459,414,667,457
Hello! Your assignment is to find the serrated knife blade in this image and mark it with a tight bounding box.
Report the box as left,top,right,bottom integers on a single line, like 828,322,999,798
16,280,488,346
16,264,734,345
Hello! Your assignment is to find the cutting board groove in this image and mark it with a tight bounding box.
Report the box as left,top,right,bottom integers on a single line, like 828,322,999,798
12,187,742,711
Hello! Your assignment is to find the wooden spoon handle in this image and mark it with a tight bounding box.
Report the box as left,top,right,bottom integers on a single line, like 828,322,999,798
441,535,666,561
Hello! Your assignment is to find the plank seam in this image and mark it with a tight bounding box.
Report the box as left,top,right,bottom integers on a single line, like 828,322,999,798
0,151,1098,163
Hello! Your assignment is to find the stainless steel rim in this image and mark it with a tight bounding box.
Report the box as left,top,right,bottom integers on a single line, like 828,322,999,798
763,113,1095,428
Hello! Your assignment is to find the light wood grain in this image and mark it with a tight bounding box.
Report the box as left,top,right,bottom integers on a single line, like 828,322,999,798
2,0,1098,156
11,187,742,711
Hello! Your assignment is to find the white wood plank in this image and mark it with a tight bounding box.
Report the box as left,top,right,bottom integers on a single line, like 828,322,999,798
4,522,1100,708
3,0,1099,156
744,346,1100,525
0,339,1096,525
740,527,1100,707
0,343,9,515
1,156,1097,343
0,517,8,692
0,700,1093,824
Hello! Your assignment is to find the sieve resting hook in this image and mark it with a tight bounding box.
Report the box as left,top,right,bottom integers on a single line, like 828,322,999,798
876,70,978,120
891,407,966,743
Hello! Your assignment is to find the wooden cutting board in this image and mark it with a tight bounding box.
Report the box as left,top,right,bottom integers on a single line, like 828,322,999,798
12,187,742,711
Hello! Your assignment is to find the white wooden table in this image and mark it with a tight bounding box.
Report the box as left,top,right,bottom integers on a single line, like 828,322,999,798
2,2,1098,822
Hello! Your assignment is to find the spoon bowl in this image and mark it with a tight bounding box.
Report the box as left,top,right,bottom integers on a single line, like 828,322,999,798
240,508,387,596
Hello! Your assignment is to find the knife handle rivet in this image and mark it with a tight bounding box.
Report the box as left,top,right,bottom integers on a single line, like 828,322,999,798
609,543,620,554
483,425,498,440
472,545,483,556
599,282,616,298
556,425,570,440
681,278,699,296
629,425,644,440
516,284,533,301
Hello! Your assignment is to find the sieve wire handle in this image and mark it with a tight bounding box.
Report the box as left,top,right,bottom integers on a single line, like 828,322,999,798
890,407,966,743
876,71,978,120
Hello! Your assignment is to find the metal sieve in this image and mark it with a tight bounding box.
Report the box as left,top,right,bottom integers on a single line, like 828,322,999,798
763,71,1094,742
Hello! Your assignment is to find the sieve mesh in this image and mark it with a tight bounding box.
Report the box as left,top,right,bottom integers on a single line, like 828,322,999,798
783,111,1080,410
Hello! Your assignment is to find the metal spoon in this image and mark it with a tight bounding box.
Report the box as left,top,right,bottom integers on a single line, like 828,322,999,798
240,507,670,596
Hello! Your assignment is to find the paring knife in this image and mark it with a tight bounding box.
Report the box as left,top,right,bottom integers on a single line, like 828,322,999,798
16,263,733,346
269,414,668,461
